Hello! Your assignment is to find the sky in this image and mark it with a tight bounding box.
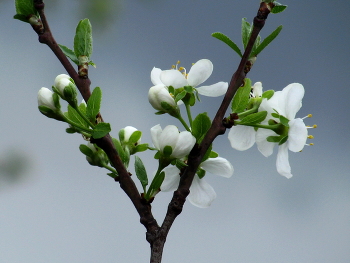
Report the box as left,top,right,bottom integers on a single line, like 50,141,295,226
1,0,350,262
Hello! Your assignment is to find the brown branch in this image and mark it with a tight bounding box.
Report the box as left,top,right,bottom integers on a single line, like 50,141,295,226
32,0,159,237
149,2,273,262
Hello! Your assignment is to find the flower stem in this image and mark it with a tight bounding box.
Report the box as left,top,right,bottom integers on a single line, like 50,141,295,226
177,115,191,132
185,103,193,128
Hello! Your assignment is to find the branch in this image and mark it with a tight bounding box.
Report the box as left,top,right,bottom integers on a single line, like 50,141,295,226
32,0,159,237
149,2,274,262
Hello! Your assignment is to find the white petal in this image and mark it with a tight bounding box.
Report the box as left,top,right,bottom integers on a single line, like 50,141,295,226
172,131,196,158
150,124,162,150
160,70,187,89
196,82,228,97
288,118,308,152
252,82,263,97
123,126,138,142
187,59,213,87
228,126,256,151
284,83,304,120
161,166,181,192
150,67,163,85
200,157,233,178
148,85,176,111
38,87,56,110
159,125,179,152
276,143,292,178
188,175,216,208
256,128,276,157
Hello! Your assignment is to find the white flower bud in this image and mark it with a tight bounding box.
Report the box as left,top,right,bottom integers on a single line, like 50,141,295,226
37,87,56,111
148,85,176,111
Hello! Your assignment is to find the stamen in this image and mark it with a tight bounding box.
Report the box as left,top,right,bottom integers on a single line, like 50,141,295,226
308,135,314,139
302,114,312,120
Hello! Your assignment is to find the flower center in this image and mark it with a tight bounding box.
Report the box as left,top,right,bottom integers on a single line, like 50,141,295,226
171,60,188,78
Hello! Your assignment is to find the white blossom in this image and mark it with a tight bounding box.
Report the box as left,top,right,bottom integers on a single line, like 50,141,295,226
37,87,57,110
161,157,233,208
150,124,195,159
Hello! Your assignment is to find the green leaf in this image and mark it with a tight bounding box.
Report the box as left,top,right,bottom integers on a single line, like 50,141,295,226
279,115,289,127
175,90,187,103
209,151,219,158
197,168,206,179
163,146,173,157
134,156,148,189
86,87,102,122
271,3,288,14
278,135,288,145
211,32,242,57
267,135,281,143
231,78,251,113
67,104,89,128
241,18,251,49
58,44,79,65
66,128,76,134
134,144,149,153
15,0,37,18
147,171,165,198
92,123,111,139
262,90,274,100
252,25,283,57
192,113,211,143
112,138,129,167
13,14,28,23
74,18,93,58
239,111,267,125
129,131,142,144
79,144,93,157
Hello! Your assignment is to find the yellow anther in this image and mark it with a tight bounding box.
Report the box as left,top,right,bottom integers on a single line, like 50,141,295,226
309,143,314,146
171,65,176,69
313,124,317,128
177,60,181,64
179,67,185,71
307,114,312,118
308,135,314,139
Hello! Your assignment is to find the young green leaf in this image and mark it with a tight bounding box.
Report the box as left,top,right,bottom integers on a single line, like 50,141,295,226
252,25,283,57
128,131,142,144
67,104,89,128
231,78,252,113
58,44,79,65
134,156,148,190
15,0,38,20
74,18,93,58
192,113,211,143
92,123,111,139
146,171,165,199
241,18,251,49
211,32,242,57
86,87,102,122
239,111,267,125
79,144,94,157
262,90,274,100
112,138,130,167
271,3,288,14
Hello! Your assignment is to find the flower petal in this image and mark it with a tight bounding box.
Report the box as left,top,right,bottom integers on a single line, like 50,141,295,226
160,70,187,89
123,126,138,142
252,82,263,97
283,83,304,120
159,125,179,152
276,143,292,178
288,118,308,152
172,131,196,158
188,175,216,208
161,166,181,192
150,124,162,150
200,157,233,178
187,59,213,87
148,84,176,111
228,126,256,151
150,67,162,86
196,82,228,97
256,128,276,157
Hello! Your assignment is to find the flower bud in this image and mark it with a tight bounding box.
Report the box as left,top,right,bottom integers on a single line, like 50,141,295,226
37,87,65,121
54,74,78,107
38,87,57,111
148,85,177,113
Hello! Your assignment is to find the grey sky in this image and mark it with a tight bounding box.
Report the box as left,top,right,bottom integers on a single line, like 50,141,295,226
1,0,349,262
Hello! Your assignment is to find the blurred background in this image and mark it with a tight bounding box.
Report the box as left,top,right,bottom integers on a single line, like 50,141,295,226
1,0,349,262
